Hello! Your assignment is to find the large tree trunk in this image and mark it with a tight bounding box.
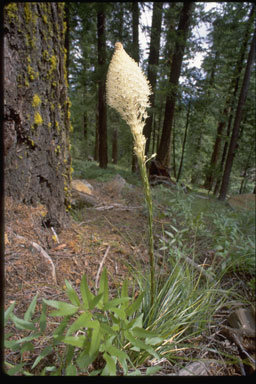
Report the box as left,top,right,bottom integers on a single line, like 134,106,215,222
4,3,72,228
143,2,163,156
97,9,108,169
218,27,256,200
156,2,194,168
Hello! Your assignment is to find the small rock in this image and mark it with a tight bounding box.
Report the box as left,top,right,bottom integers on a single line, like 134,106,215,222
178,361,209,376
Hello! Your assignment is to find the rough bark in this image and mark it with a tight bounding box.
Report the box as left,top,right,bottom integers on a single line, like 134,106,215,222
219,27,256,200
156,2,194,168
143,2,163,156
97,9,108,169
4,3,72,228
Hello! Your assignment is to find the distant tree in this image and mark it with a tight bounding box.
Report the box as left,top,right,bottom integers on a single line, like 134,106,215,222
97,6,108,168
177,99,191,182
205,4,255,191
143,2,163,156
219,27,255,200
156,2,194,168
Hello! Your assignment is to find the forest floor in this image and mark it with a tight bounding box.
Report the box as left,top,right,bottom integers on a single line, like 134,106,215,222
4,174,256,376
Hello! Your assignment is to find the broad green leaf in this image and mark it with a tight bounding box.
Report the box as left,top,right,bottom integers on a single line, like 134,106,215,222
66,363,77,376
43,299,78,317
76,349,95,371
102,353,116,375
61,335,86,348
9,314,37,331
80,275,93,309
64,345,75,367
104,297,130,310
89,322,101,356
125,293,144,317
24,293,38,322
121,279,128,298
32,346,53,369
65,280,81,306
98,267,109,306
4,301,16,322
146,365,162,375
39,302,47,333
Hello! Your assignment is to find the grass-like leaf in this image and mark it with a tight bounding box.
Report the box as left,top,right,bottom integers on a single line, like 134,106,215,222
43,299,79,317
65,280,81,306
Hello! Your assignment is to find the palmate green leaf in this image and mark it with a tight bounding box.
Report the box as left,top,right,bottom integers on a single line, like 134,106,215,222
80,274,93,309
111,307,126,321
98,267,109,306
43,299,79,317
76,349,95,372
9,313,37,331
31,346,53,369
53,317,70,339
125,292,144,317
24,293,38,322
65,280,81,306
4,301,16,323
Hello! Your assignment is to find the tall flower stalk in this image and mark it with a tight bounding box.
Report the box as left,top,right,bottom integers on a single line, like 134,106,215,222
106,42,155,306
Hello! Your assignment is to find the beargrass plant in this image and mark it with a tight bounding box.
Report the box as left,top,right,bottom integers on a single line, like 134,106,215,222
106,42,156,306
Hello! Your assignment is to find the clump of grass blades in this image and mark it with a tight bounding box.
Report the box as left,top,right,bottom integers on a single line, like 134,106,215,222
130,256,229,367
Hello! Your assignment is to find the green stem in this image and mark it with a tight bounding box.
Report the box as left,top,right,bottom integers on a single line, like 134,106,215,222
138,157,155,307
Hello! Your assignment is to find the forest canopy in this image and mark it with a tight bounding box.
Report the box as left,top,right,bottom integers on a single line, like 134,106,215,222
68,2,255,199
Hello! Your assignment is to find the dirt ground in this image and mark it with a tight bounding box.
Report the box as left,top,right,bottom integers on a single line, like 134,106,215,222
3,179,255,376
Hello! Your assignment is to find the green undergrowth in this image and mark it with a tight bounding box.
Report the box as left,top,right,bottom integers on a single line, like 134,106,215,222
152,184,255,295
72,158,142,186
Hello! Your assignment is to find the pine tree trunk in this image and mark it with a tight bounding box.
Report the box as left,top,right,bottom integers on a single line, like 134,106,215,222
156,2,194,168
112,128,118,164
177,100,191,182
97,9,108,168
218,27,256,200
143,2,163,156
4,3,72,228
205,4,255,191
